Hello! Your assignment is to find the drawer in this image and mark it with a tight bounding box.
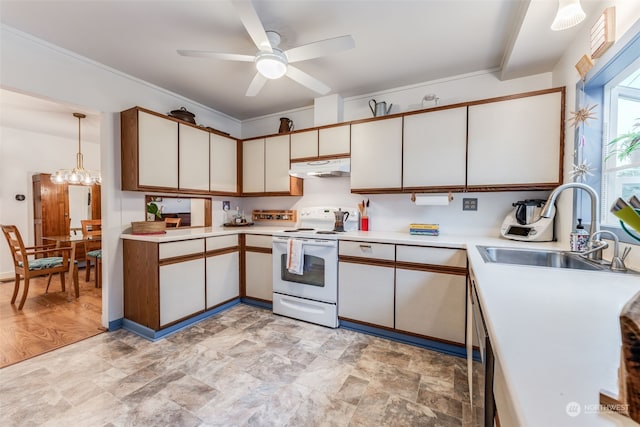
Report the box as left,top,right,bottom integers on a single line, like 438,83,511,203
245,234,273,249
206,234,238,251
339,240,395,261
396,245,466,268
159,239,204,259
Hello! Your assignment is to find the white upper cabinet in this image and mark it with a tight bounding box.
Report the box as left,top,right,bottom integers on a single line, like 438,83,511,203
179,124,210,192
138,110,178,189
403,107,467,189
242,138,265,194
290,130,318,160
319,124,350,156
467,90,563,188
265,134,291,192
351,117,403,191
210,133,237,193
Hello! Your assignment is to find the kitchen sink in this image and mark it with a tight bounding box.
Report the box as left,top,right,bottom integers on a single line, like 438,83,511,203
477,246,605,271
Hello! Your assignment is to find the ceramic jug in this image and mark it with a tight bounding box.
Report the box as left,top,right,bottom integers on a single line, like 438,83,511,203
369,99,393,117
279,117,294,133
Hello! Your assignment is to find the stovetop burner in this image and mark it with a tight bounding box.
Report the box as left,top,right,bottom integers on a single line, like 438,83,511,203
283,228,315,232
316,230,337,235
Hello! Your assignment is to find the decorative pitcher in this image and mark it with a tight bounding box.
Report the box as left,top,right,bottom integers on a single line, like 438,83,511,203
333,208,350,232
279,117,294,133
369,99,393,117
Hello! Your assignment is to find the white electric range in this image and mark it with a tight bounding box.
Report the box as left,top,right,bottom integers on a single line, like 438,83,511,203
272,207,359,327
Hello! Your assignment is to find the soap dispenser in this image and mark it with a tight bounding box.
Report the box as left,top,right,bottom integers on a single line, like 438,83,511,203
570,218,589,252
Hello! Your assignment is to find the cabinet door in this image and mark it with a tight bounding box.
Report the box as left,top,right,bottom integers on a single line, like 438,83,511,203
338,261,394,327
159,258,205,326
242,138,265,193
245,251,273,301
206,251,239,308
467,90,562,188
319,124,350,156
403,107,467,189
265,135,291,192
350,117,403,191
138,111,179,188
395,268,466,344
210,133,238,193
179,124,210,192
291,130,318,160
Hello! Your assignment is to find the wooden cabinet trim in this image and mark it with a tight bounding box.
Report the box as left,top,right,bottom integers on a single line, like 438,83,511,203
246,246,272,254
123,239,160,329
205,246,239,257
395,261,467,276
159,252,204,266
290,153,350,163
338,255,395,268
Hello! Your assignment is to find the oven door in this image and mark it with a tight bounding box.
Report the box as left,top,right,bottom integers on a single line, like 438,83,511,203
272,236,338,303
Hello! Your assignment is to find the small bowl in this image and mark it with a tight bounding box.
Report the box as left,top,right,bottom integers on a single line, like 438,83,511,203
169,107,196,124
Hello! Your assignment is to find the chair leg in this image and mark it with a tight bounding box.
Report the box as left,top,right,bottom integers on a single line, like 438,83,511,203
73,267,79,298
18,276,30,310
45,273,54,294
85,259,91,282
60,272,66,292
96,259,102,288
10,274,20,304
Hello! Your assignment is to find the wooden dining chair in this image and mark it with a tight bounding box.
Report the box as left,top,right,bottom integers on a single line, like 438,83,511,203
165,217,181,227
1,224,76,310
81,219,102,284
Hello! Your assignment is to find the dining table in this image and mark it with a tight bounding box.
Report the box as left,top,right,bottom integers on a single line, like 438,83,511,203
42,234,100,301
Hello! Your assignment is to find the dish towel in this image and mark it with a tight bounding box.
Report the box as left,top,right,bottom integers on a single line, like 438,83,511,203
287,238,305,275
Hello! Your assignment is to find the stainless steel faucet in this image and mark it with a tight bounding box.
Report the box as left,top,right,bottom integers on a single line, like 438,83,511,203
540,183,601,260
582,230,629,272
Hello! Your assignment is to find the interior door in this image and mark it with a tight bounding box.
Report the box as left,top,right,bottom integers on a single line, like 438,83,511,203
33,173,69,248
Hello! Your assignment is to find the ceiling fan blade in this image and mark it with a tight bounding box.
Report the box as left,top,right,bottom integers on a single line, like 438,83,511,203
231,0,273,52
286,65,331,95
285,35,355,63
177,50,255,62
246,72,268,97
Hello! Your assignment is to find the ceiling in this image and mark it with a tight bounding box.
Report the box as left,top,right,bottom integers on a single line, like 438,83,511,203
0,0,605,120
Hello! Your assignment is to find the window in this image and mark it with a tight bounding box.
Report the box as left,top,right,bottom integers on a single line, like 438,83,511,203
580,24,640,244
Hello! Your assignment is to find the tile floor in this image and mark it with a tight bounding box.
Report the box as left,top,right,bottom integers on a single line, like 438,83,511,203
0,304,483,426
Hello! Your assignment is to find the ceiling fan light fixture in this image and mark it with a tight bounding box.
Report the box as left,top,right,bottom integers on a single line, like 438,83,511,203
256,51,287,79
551,0,586,31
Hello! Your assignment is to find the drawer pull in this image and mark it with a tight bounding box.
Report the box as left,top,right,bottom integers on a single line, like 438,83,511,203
359,245,372,249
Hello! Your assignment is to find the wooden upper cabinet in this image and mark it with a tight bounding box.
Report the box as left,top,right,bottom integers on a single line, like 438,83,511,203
265,134,291,193
137,110,179,189
350,117,403,192
179,124,210,192
242,138,265,194
319,124,350,157
210,133,238,193
467,89,564,190
403,107,467,191
290,130,318,160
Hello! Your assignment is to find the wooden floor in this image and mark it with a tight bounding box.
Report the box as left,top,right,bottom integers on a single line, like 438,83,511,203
0,269,104,368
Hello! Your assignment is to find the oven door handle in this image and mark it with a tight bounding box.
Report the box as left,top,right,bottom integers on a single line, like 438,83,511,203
272,237,337,247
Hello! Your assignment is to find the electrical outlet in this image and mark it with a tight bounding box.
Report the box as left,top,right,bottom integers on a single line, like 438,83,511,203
222,201,230,211
463,198,478,211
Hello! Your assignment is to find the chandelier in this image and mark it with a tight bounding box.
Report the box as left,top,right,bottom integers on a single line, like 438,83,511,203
51,112,101,185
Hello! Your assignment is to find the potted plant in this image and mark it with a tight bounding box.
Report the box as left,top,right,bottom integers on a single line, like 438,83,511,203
146,202,162,221
606,118,640,162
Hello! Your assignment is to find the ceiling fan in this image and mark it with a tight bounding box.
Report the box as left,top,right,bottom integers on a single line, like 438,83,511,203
177,0,355,97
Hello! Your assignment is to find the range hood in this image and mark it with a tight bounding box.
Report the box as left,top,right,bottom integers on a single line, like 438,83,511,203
289,158,350,178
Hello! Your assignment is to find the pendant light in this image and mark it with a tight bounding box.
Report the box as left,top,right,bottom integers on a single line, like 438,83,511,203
51,113,101,185
551,0,586,31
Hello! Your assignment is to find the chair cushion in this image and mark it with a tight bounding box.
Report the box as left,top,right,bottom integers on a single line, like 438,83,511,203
87,249,102,259
19,257,63,270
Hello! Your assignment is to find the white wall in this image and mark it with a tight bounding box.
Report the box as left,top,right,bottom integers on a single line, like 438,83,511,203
552,4,640,270
0,25,241,327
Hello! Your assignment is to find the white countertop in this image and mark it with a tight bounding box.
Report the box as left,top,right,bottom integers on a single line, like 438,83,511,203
121,226,640,425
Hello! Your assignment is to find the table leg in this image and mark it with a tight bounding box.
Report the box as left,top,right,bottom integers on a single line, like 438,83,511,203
67,242,79,302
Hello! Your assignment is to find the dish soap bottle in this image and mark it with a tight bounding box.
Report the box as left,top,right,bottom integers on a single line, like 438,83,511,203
570,218,589,252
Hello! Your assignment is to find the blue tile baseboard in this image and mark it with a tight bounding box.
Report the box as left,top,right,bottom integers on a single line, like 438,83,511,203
108,318,123,331
122,298,241,341
339,319,480,361
241,297,273,310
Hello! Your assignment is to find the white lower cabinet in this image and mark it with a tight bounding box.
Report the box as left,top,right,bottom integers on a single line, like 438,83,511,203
206,252,239,309
246,251,273,301
395,268,466,344
338,261,394,328
159,258,205,327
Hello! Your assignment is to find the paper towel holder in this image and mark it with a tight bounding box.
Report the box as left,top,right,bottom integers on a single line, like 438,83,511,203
410,192,454,203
